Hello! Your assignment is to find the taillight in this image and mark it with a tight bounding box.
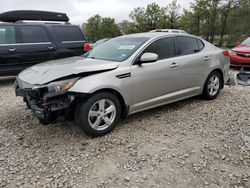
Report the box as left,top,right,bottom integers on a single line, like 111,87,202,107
84,43,92,52
223,50,229,56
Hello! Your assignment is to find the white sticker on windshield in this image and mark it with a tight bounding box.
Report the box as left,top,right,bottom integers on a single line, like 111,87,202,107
119,54,127,59
118,45,135,50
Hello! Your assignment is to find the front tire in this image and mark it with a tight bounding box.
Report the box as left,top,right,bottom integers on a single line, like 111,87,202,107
75,92,121,137
38,119,49,125
202,71,222,100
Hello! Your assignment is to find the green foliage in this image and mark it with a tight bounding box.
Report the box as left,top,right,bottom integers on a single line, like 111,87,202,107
129,7,147,32
227,0,250,38
84,15,120,43
165,0,181,29
118,20,137,34
144,3,167,30
179,10,196,34
85,15,102,42
99,18,120,39
83,0,250,46
128,2,178,32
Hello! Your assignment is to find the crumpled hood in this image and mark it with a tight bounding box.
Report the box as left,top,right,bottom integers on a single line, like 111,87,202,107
18,56,120,85
232,45,250,53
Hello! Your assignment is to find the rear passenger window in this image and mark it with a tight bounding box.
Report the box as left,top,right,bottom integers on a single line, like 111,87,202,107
176,36,199,56
52,26,85,43
0,26,16,44
18,26,51,43
143,37,175,60
197,39,204,51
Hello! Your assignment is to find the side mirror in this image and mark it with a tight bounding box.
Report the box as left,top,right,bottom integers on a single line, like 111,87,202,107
139,53,158,64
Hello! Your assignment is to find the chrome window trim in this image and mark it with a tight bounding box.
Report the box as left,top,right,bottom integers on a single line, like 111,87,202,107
0,42,52,46
61,40,86,44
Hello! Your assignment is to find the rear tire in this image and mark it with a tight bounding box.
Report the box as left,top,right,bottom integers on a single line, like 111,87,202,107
75,92,121,137
202,71,222,100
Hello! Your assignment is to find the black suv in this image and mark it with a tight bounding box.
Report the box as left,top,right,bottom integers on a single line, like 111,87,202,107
0,10,87,76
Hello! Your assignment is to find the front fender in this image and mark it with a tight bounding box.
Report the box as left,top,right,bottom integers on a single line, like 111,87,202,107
69,70,133,105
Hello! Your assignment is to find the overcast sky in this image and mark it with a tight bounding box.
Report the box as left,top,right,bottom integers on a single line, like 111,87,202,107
0,0,194,25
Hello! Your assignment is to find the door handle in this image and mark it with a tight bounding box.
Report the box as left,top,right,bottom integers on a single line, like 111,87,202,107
204,56,210,61
8,48,16,52
170,62,179,68
48,46,54,50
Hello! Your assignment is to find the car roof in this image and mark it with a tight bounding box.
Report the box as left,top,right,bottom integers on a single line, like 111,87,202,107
150,29,187,33
120,32,188,39
0,21,77,27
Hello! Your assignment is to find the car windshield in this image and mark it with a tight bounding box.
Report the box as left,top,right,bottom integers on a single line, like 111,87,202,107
83,37,149,62
242,37,250,46
95,38,109,46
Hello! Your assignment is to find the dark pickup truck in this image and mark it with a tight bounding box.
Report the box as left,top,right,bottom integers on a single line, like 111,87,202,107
0,10,87,76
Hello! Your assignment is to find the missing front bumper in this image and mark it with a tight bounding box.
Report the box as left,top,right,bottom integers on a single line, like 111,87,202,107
30,95,75,124
14,78,80,124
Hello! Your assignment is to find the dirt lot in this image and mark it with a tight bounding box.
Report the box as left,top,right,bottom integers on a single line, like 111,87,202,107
0,75,250,188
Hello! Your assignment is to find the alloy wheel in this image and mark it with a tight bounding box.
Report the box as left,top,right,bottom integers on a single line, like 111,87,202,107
88,99,116,131
208,75,220,96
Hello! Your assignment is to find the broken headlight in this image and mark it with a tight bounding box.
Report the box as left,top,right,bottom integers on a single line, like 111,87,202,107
33,78,79,97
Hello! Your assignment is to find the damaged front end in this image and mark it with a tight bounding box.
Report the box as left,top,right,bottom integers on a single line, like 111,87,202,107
15,77,82,124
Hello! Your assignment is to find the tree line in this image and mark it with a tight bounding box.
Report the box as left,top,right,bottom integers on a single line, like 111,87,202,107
83,0,250,47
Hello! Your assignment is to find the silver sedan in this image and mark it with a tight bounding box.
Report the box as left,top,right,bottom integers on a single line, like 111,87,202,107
15,32,230,137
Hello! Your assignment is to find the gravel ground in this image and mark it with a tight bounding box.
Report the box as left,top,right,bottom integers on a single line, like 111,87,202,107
0,73,250,188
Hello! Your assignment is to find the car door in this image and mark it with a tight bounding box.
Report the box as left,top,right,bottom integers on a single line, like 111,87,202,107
15,25,56,69
50,25,86,58
0,25,20,76
174,36,208,90
130,36,207,113
130,36,183,112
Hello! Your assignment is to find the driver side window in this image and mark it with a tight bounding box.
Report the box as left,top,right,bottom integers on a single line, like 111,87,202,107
143,37,175,60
